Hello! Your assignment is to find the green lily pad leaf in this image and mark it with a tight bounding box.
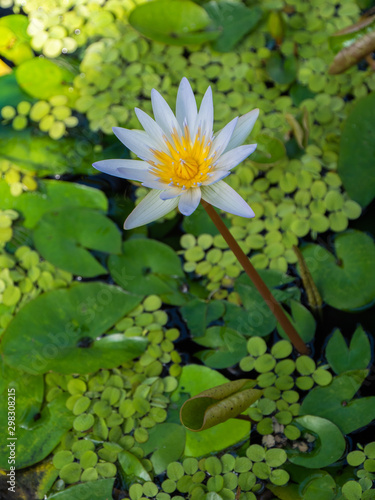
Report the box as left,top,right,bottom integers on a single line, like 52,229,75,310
0,179,107,228
277,300,316,343
325,325,371,374
109,239,185,304
34,207,121,277
174,365,251,456
288,415,346,468
300,370,375,434
139,423,186,475
266,53,298,85
195,326,247,369
267,483,301,500
300,231,375,311
15,58,77,101
204,1,262,52
338,91,375,207
0,127,100,176
47,479,115,499
250,134,287,164
180,299,225,338
0,282,143,374
0,394,74,469
301,473,337,500
180,378,261,432
0,362,44,428
234,270,297,337
0,15,33,65
118,451,152,485
182,204,223,236
0,73,35,108
129,0,220,46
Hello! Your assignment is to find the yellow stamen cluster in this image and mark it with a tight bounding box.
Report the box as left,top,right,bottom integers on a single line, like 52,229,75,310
149,126,215,189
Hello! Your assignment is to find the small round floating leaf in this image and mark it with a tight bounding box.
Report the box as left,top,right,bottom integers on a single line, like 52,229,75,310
296,356,316,375
234,457,252,473
271,340,293,359
129,483,144,500
254,354,276,373
73,413,95,432
59,462,82,484
312,368,332,386
247,337,267,356
167,462,184,481
347,451,366,467
256,417,273,435
341,481,363,500
252,462,271,479
364,442,375,458
53,450,74,469
246,444,266,462
296,376,314,390
284,425,301,440
269,469,290,486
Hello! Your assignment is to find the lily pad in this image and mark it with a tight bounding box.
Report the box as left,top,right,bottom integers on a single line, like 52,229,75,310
173,365,251,457
250,134,287,164
0,73,34,108
0,179,107,228
109,239,185,304
204,1,262,52
15,57,77,102
0,394,74,469
300,370,375,434
0,282,144,374
266,53,298,85
118,450,152,484
277,300,316,343
0,362,44,428
234,270,297,337
139,423,186,475
338,91,375,207
195,326,247,369
129,0,220,46
47,479,115,499
34,207,121,277
300,231,375,311
288,415,346,468
180,299,225,338
325,325,371,374
180,378,261,431
0,15,33,65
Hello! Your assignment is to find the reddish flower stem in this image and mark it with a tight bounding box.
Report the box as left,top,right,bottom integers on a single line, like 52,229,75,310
201,200,309,355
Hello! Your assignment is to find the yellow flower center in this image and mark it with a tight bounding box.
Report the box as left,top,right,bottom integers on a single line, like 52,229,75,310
149,126,215,189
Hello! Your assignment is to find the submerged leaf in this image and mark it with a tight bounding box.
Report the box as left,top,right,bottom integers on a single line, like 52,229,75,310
180,379,261,431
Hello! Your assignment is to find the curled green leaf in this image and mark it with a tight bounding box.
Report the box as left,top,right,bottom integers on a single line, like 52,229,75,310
180,379,262,432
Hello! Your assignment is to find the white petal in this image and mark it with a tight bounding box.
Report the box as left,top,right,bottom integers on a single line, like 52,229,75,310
201,181,255,218
178,188,201,216
201,170,230,186
124,189,179,229
160,187,182,200
135,108,169,154
214,144,257,171
194,86,213,139
151,89,181,137
142,179,170,189
93,159,152,182
224,109,259,152
176,77,197,131
112,127,156,162
211,117,238,159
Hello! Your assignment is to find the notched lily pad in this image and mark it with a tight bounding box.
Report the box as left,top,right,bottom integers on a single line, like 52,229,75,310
109,238,185,304
325,325,371,374
300,231,375,311
300,370,375,434
338,91,375,207
180,299,225,338
288,415,346,468
180,378,261,431
0,282,143,374
34,207,121,277
47,479,115,499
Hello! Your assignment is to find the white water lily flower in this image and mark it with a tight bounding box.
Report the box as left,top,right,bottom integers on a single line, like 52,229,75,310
93,77,258,229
